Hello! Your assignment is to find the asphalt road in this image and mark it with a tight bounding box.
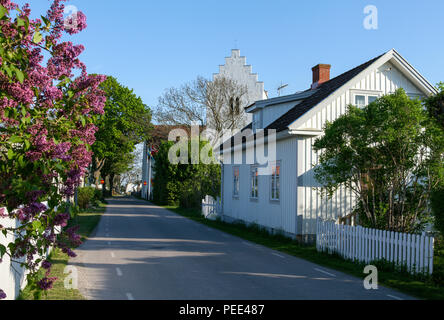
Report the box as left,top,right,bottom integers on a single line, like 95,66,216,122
69,197,414,300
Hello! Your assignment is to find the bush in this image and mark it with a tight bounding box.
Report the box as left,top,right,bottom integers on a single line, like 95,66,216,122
93,188,103,202
77,187,96,209
179,180,202,209
153,140,220,208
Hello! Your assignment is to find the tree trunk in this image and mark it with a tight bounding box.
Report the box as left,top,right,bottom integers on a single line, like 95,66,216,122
93,157,106,188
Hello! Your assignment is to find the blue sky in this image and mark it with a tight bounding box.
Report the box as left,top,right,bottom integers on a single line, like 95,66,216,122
16,0,444,110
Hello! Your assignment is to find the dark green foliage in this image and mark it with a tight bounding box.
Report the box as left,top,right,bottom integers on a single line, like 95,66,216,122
425,83,444,236
313,89,444,232
77,187,103,209
153,139,220,208
431,187,444,235
424,82,444,129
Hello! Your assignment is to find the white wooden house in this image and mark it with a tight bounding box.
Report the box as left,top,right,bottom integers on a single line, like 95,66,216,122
219,49,438,242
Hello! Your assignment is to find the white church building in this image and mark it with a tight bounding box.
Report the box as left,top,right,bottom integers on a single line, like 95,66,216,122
212,49,268,126
219,49,437,242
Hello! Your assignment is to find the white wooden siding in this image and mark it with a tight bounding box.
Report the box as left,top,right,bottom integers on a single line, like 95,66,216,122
222,137,298,234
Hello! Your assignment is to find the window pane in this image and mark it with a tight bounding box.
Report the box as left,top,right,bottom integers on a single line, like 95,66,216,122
368,96,378,104
255,174,258,198
271,175,275,199
355,95,366,108
234,168,239,195
276,176,280,199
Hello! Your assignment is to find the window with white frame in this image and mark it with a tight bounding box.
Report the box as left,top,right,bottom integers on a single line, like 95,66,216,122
353,91,380,108
270,161,281,201
250,166,259,199
233,166,240,197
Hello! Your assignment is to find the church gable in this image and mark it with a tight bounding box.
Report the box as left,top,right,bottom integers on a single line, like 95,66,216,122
213,49,267,105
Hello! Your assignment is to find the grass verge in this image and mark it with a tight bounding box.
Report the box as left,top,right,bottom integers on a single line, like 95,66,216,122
18,203,106,300
161,204,444,300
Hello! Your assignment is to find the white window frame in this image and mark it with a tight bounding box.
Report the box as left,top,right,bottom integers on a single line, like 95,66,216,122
351,90,382,108
250,165,259,200
233,166,240,198
270,161,281,201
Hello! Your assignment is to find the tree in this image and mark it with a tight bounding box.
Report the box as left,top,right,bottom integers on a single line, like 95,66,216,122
154,76,248,140
424,83,444,235
0,0,106,298
424,82,444,129
152,139,220,208
91,76,152,194
313,89,444,233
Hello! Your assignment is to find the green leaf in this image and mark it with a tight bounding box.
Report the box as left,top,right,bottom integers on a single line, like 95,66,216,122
15,69,24,83
0,5,8,19
24,139,30,150
0,244,6,258
32,220,42,231
41,16,50,27
33,31,43,44
8,135,22,143
17,17,25,27
18,155,25,167
3,65,12,78
7,149,14,160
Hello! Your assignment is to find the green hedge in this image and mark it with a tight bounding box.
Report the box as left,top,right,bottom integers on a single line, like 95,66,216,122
78,187,103,209
153,140,220,208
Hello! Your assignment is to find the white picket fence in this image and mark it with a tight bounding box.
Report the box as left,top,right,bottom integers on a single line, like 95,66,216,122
201,195,221,220
316,219,435,275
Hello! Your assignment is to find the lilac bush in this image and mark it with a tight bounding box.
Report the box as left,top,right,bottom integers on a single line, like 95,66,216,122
0,0,106,298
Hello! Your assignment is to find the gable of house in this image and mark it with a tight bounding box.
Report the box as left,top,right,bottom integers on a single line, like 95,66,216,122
262,49,436,134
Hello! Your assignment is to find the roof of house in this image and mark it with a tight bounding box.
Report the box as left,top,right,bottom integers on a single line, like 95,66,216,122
219,52,385,151
265,52,384,132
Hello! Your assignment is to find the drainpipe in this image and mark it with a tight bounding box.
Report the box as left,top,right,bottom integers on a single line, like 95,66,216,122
220,159,224,217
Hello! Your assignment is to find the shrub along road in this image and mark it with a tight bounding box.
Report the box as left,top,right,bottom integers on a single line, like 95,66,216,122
70,197,414,300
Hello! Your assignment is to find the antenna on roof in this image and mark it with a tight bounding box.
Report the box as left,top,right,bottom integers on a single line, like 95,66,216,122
277,83,288,97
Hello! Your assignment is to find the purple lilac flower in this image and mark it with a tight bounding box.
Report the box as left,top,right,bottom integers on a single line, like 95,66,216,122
42,261,52,270
37,277,57,291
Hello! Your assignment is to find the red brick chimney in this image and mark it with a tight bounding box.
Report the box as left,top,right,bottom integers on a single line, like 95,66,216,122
311,64,331,89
